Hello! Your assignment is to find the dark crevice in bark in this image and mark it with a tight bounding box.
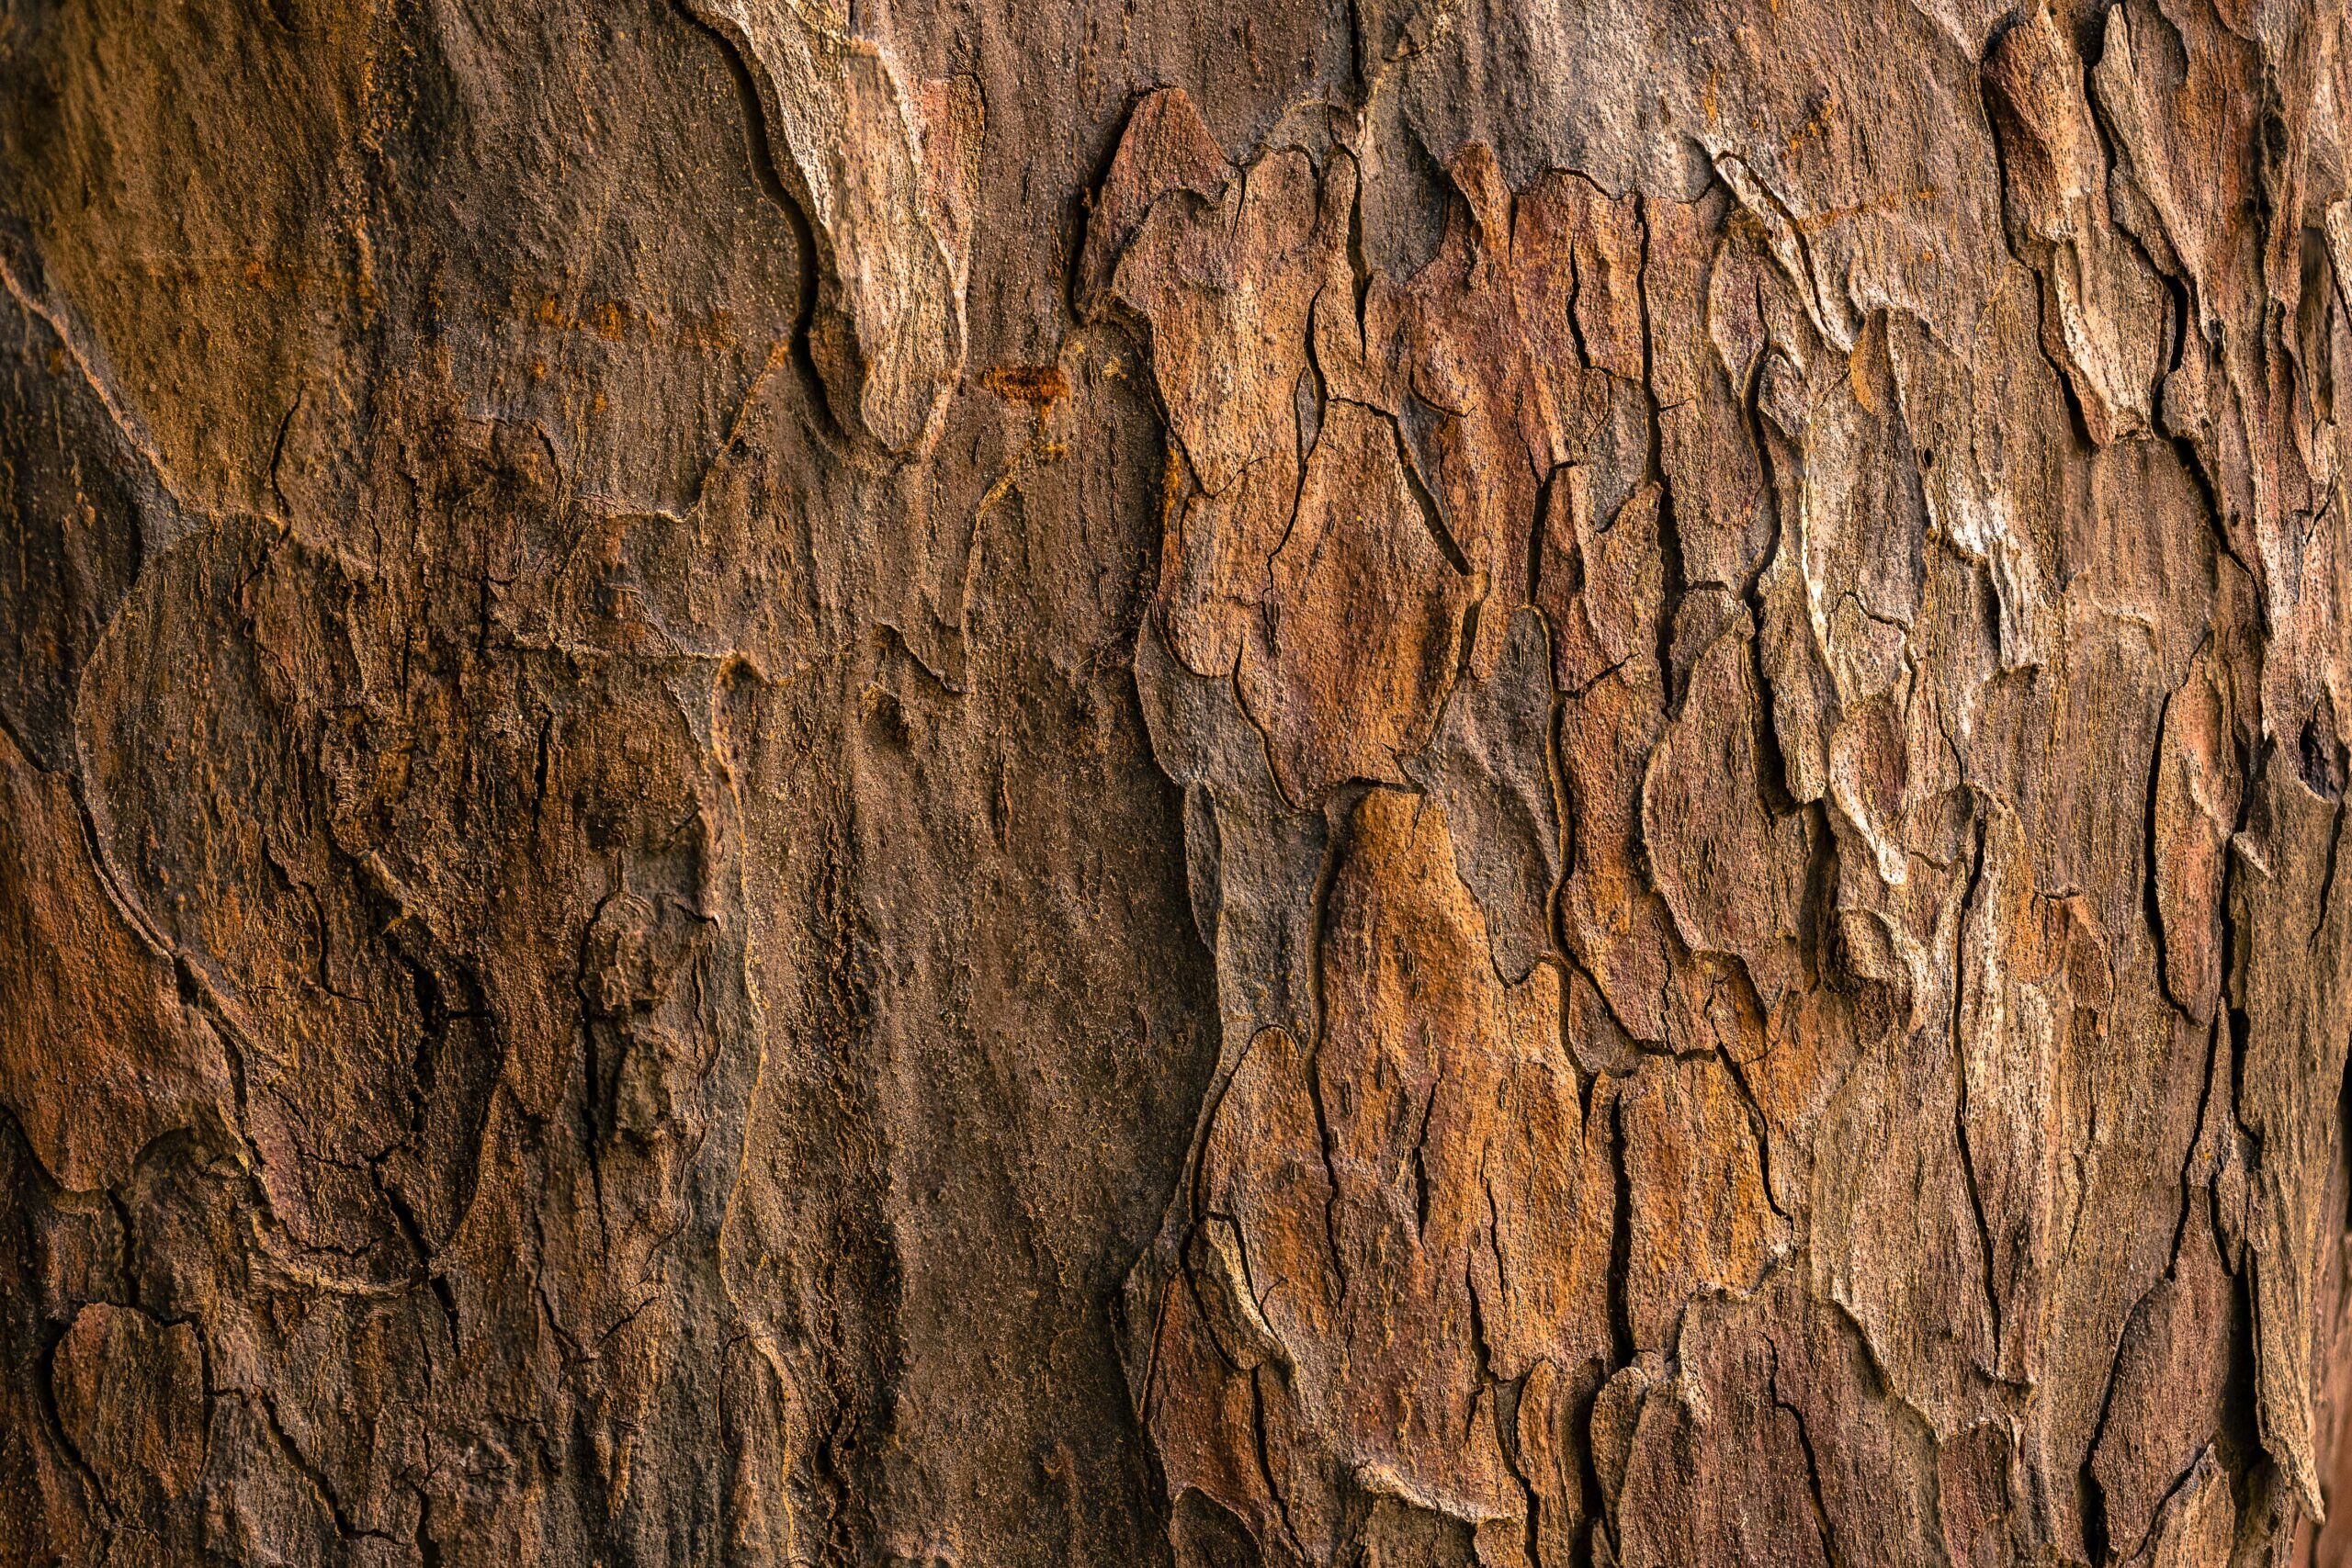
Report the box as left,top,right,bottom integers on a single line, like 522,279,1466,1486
1796,801,1839,990
1633,195,1686,717
2221,739,2264,1163
254,1389,364,1543
1976,29,2098,452
1604,1091,1637,1370
1733,280,1798,818
1769,1340,1845,1568
2146,665,2190,1023
1720,1032,1790,1224
2080,1318,2126,1564
1409,1078,1437,1235
1949,806,2007,1358
33,1320,117,1540
673,0,839,452
1391,397,1476,578
1248,1365,1306,1559
1302,1016,1354,1314
2173,1017,2225,1268
1465,1237,1545,1567
1305,794,1353,1313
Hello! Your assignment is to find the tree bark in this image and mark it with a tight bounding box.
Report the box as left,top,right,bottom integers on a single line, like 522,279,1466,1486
4,0,2352,1564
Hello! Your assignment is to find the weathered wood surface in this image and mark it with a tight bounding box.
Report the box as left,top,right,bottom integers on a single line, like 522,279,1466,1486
4,0,2352,1563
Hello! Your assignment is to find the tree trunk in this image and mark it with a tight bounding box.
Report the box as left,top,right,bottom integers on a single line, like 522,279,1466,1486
4,0,2352,1564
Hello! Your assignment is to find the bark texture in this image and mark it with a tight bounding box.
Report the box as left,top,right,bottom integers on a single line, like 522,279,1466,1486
4,0,2352,1564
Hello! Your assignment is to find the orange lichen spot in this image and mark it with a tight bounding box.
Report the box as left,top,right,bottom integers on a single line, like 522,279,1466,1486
981,363,1069,412
1157,439,1184,525
593,300,627,342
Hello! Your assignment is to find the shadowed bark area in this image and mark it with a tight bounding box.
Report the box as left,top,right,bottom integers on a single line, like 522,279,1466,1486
4,1,2352,1564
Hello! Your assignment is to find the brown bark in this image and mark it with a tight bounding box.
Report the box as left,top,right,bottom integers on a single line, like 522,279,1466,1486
4,1,2352,1564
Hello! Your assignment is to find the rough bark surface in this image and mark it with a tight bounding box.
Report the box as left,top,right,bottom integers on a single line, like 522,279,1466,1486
5,1,2352,1565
